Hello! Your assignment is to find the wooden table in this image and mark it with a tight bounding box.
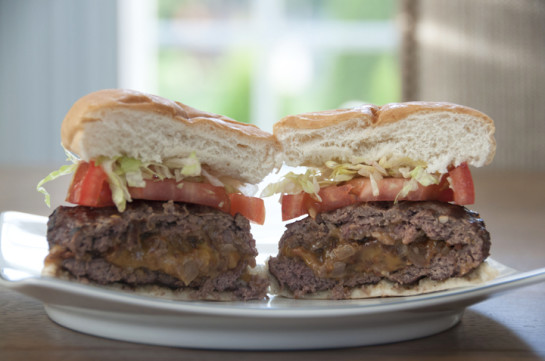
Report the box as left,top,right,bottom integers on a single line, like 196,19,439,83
1,167,544,360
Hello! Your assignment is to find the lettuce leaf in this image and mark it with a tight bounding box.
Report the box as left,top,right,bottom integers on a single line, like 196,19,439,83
37,151,253,212
36,163,78,207
100,158,132,212
36,149,81,206
262,157,441,202
261,169,321,200
409,166,440,186
98,153,205,212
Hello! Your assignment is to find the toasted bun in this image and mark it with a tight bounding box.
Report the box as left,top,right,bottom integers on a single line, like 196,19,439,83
62,89,281,184
269,261,499,300
274,102,496,174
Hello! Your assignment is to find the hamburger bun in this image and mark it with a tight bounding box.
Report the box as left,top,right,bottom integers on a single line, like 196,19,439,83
41,89,279,301
274,101,496,174
267,101,497,300
62,89,281,184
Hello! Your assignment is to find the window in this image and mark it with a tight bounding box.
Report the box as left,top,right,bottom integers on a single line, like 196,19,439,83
119,0,400,131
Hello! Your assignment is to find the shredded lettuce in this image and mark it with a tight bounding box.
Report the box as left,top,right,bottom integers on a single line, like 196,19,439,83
100,158,132,212
396,178,418,201
180,152,201,177
262,157,441,202
119,157,146,188
37,151,253,212
37,149,81,207
97,152,208,212
409,166,440,186
261,169,321,200
36,163,78,207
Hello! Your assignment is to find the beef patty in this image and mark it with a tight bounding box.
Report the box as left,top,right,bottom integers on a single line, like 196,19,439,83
268,201,491,299
45,200,268,300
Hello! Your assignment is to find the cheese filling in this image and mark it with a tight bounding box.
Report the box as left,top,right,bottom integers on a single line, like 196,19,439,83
45,236,253,286
280,236,465,281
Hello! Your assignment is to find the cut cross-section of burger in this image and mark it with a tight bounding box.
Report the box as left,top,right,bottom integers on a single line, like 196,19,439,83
264,102,498,299
38,89,281,301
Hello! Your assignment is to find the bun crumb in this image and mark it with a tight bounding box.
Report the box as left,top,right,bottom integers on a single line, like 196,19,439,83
274,101,496,174
61,89,281,184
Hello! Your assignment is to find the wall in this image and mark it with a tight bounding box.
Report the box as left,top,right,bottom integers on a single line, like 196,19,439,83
402,0,545,171
0,0,118,167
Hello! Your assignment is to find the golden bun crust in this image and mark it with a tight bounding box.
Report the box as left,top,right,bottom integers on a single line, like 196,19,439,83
276,105,378,130
274,101,493,130
62,89,276,150
60,89,281,184
376,101,495,126
274,101,496,173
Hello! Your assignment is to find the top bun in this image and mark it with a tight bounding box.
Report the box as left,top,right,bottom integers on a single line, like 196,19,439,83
274,101,496,174
62,89,281,184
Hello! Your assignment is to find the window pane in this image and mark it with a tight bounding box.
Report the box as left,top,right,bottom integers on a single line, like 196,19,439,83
158,48,252,123
158,0,251,20
279,51,401,117
285,0,397,21
156,0,400,127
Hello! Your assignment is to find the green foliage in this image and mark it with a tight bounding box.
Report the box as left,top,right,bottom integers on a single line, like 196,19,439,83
156,0,400,124
279,51,401,118
324,0,397,21
158,0,184,19
157,48,252,123
287,0,397,21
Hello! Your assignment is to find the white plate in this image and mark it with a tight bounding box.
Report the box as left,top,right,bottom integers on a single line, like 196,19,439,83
1,211,545,350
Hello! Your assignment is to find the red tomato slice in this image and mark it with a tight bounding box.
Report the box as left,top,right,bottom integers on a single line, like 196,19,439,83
229,193,266,225
317,184,356,213
129,179,231,213
349,178,406,201
280,163,474,221
347,177,452,202
66,161,114,207
448,162,475,205
65,162,266,223
281,193,309,221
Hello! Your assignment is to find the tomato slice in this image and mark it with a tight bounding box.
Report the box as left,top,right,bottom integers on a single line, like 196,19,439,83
128,179,231,212
280,163,474,221
281,193,308,221
131,180,266,223
317,184,356,213
229,193,266,225
280,184,357,221
66,162,266,223
66,161,114,207
448,162,475,205
347,177,453,202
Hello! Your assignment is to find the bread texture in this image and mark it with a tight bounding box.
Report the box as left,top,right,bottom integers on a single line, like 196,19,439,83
274,102,496,174
62,89,281,184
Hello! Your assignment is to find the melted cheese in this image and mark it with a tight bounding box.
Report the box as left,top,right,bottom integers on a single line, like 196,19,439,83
282,237,450,280
106,240,242,285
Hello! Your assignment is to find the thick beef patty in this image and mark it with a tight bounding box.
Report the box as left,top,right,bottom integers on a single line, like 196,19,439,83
268,201,491,299
46,200,268,300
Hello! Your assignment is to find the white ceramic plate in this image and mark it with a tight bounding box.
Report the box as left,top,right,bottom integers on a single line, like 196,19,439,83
1,211,545,350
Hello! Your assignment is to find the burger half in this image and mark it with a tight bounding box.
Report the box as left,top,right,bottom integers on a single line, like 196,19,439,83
265,102,498,299
38,89,280,301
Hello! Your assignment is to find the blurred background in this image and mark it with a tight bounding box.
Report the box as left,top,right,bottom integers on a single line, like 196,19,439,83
1,0,545,215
